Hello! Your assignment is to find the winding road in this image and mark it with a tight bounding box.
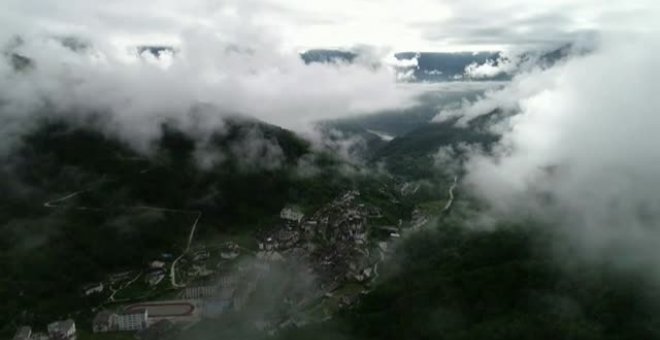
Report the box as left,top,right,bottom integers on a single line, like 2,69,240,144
170,210,202,288
44,195,203,290
442,176,458,213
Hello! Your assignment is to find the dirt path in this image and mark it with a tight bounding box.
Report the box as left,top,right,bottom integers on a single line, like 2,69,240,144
44,195,203,290
442,176,458,212
170,211,201,288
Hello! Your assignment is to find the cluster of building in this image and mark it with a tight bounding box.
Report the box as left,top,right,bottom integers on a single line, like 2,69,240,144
30,191,401,340
93,300,200,335
251,193,383,317
92,308,148,332
13,320,76,340
231,193,392,331
92,308,179,340
298,191,378,284
89,272,259,337
178,265,263,318
180,275,236,303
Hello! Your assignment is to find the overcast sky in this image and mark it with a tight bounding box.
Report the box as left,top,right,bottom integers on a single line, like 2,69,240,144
2,0,657,53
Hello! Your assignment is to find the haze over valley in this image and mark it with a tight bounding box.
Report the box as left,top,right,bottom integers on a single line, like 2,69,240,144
1,1,660,339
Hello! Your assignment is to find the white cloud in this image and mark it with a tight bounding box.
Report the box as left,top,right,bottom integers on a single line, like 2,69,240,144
464,56,515,79
0,25,423,153
450,30,660,271
1,0,656,53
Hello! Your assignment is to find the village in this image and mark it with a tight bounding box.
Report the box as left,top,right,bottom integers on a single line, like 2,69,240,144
12,189,414,340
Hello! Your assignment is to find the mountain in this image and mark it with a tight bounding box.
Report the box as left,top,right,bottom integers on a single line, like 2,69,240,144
319,85,504,179
325,87,493,137
395,51,503,81
4,104,660,340
136,45,176,57
300,49,358,64
1,114,409,335
300,45,580,83
277,220,660,340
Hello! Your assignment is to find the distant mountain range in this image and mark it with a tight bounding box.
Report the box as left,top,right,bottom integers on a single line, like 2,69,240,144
300,49,358,64
301,45,575,82
394,51,503,81
3,35,574,83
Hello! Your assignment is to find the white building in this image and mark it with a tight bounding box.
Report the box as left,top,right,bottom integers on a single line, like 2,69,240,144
280,205,304,223
116,309,148,331
47,319,76,340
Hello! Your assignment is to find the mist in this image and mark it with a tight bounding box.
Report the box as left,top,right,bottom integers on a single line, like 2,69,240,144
3,1,660,339
0,29,422,158
435,31,660,276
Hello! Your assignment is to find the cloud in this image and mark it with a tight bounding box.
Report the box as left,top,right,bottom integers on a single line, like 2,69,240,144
417,0,653,50
384,53,419,81
444,30,660,273
0,0,652,160
229,127,287,171
3,0,654,54
385,53,419,69
464,54,517,79
462,41,595,80
0,13,423,155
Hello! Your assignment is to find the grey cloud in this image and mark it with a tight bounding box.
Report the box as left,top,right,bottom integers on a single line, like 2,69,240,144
0,3,422,157
413,1,648,49
446,31,660,276
420,19,595,48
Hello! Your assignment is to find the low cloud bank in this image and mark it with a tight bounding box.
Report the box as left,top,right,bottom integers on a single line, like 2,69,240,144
0,27,421,156
439,32,660,273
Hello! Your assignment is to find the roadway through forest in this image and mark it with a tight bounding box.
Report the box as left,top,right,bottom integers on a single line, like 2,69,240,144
442,176,458,213
43,188,203,292
169,209,202,288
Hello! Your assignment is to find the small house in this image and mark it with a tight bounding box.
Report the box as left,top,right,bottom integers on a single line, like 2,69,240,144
280,205,304,223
